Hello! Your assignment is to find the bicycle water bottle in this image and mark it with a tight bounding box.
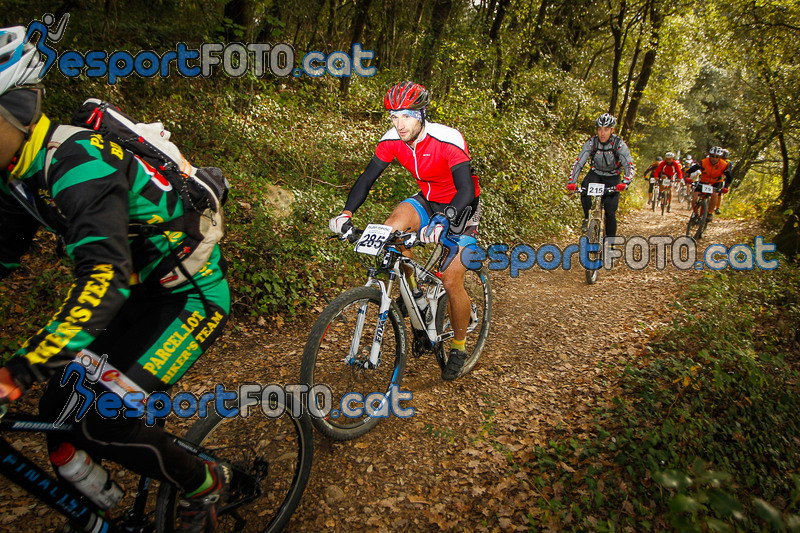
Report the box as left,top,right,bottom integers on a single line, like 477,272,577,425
50,442,123,509
413,289,432,324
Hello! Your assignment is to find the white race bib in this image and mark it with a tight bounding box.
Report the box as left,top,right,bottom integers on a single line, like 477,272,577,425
354,224,393,256
587,183,605,197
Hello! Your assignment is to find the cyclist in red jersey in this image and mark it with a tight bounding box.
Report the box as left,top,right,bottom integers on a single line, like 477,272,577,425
644,156,663,205
329,81,481,381
654,152,683,212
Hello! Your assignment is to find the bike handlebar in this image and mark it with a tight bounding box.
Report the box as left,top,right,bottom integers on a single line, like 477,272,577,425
574,186,621,197
332,224,424,249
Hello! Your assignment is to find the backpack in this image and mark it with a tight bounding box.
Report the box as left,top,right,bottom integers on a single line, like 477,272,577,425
47,99,230,290
590,134,622,171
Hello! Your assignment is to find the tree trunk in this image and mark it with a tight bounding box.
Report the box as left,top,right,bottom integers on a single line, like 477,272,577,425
768,86,790,196
413,0,454,85
305,0,328,50
340,0,374,97
488,0,510,42
780,148,800,210
224,0,253,41
486,0,498,28
256,2,282,41
526,0,550,66
621,0,662,136
618,33,641,120
608,0,627,114
729,123,777,188
774,155,800,259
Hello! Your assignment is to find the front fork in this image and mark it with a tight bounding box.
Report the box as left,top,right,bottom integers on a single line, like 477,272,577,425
346,272,395,369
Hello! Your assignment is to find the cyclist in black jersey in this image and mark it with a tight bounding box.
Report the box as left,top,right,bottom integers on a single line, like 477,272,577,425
0,27,229,532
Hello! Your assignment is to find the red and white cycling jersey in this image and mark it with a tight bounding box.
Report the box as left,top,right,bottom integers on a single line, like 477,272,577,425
655,160,683,181
375,122,481,203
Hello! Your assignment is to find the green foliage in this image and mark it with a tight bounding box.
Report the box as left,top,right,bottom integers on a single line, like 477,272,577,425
723,170,784,220
654,462,800,532
475,263,800,530
615,266,800,526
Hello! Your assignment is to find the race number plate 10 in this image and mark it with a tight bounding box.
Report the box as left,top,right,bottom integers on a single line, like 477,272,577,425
701,184,714,194
355,224,393,256
587,183,605,196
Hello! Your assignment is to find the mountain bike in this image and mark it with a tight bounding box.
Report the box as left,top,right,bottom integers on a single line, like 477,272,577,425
580,183,619,284
651,178,659,212
674,179,689,207
686,182,719,240
301,224,492,441
656,177,672,215
0,381,313,532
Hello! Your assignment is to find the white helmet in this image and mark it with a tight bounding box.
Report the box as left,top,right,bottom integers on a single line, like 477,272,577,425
709,146,724,157
595,113,617,128
665,151,675,159
0,26,46,95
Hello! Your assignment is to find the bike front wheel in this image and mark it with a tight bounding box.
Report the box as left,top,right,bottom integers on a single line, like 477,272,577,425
154,397,314,533
585,219,601,284
695,200,709,239
434,266,492,377
300,286,407,441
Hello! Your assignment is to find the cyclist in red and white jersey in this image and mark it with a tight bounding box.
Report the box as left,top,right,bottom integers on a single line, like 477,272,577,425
644,156,663,205
654,152,683,212
329,81,481,381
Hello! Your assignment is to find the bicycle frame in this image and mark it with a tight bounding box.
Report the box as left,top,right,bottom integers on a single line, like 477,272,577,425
0,411,120,533
351,250,448,370
585,187,607,230
0,407,262,533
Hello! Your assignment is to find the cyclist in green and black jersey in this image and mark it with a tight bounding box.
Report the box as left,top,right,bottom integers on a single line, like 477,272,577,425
0,26,229,532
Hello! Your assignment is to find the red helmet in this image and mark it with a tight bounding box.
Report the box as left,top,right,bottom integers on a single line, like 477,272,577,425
384,81,430,111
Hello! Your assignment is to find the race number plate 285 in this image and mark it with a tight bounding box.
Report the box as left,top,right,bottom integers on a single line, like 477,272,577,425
587,183,605,196
355,224,393,256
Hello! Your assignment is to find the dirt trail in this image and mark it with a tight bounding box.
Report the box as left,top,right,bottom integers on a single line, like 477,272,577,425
0,204,766,532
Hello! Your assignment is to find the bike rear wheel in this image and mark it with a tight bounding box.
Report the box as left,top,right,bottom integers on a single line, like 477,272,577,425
154,398,314,533
300,286,407,441
433,266,492,377
585,219,601,284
